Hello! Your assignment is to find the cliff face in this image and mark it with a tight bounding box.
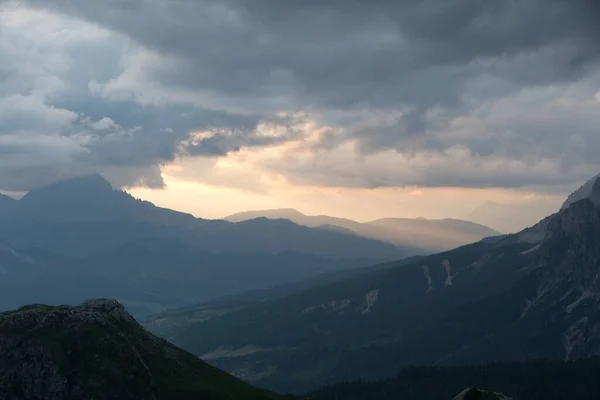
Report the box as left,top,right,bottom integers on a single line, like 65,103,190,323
537,198,600,295
0,300,288,400
527,184,600,359
0,300,156,400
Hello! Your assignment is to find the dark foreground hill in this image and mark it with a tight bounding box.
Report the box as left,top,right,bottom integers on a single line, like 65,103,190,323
0,299,299,400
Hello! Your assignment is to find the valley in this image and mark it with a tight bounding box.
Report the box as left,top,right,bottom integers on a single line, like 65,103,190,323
144,175,600,394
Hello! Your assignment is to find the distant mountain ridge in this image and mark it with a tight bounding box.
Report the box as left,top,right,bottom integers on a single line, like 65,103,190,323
0,174,404,260
225,209,500,253
0,174,406,318
155,174,600,393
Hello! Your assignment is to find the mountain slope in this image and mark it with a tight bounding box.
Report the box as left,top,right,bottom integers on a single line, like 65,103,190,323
0,238,372,319
160,238,536,392
0,299,297,400
144,256,421,339
159,175,600,393
441,182,600,365
84,239,371,318
0,193,15,204
225,209,499,253
0,242,93,311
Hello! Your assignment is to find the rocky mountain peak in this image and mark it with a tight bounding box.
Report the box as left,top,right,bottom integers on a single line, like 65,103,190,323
561,174,600,210
0,298,137,334
13,174,145,224
79,298,137,323
21,174,114,204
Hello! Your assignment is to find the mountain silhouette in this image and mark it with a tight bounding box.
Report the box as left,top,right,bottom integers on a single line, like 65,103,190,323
0,175,405,317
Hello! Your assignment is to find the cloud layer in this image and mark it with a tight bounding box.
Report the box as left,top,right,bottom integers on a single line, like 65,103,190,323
1,0,600,192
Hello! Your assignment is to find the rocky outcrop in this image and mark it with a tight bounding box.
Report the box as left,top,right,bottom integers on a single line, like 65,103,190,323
0,299,288,400
0,300,156,400
561,174,600,210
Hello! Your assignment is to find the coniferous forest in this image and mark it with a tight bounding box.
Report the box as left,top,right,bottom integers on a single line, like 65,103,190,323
310,358,600,400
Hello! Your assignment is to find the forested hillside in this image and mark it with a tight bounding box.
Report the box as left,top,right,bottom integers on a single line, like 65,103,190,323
311,358,600,400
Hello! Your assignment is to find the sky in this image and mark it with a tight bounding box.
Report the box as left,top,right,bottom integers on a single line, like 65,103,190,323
1,0,599,232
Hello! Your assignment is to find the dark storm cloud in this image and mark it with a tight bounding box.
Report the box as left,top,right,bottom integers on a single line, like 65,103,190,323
27,0,600,141
27,0,600,105
5,0,600,191
186,132,282,157
64,98,261,166
0,4,266,191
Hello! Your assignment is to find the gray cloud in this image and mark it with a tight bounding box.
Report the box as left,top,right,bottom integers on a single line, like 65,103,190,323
0,3,268,190
2,0,600,192
27,0,600,106
186,131,281,157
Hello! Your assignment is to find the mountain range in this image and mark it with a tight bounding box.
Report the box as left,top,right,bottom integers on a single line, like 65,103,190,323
3,172,599,396
0,174,412,318
0,174,504,319
145,174,600,393
0,174,405,260
226,209,500,253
